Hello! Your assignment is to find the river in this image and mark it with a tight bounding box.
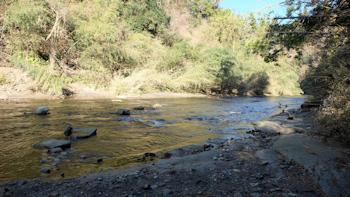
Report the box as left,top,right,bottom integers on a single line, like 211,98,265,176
0,96,308,183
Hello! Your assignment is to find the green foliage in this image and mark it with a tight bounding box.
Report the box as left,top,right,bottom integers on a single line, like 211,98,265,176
120,0,170,35
0,73,7,85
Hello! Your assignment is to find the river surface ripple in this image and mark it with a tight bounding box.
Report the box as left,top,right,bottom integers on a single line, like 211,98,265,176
0,96,308,183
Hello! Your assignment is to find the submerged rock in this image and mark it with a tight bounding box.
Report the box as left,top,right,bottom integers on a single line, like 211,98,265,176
33,138,71,149
64,125,73,136
34,106,49,115
134,106,144,110
51,147,62,153
150,119,166,125
71,128,97,139
117,109,131,115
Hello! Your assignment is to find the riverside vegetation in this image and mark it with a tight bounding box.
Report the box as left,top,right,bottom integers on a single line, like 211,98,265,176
0,0,310,97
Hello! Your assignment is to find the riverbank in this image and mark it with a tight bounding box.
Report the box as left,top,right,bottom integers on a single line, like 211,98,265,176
1,107,349,197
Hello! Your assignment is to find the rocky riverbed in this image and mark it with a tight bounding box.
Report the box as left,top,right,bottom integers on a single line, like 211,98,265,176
2,107,350,197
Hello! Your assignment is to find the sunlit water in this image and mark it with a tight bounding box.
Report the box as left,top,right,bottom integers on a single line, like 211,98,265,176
0,96,308,183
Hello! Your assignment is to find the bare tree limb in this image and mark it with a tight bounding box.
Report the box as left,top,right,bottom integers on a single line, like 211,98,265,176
273,31,342,36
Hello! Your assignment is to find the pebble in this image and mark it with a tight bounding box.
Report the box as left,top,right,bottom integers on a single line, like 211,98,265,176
54,158,60,163
142,184,149,189
250,193,261,197
51,147,62,153
280,165,287,169
150,185,158,189
163,189,173,197
213,157,218,160
288,193,298,197
80,155,87,159
41,168,51,173
153,176,158,179
218,157,225,161
261,161,269,165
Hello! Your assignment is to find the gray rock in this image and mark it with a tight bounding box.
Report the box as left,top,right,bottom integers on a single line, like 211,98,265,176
134,106,144,110
34,106,49,115
0,187,4,197
150,119,166,125
273,134,350,197
64,125,73,136
51,191,58,197
70,135,77,141
33,138,71,149
288,193,298,197
180,144,204,153
117,109,131,115
163,189,173,197
250,193,261,197
71,128,97,139
80,155,87,159
205,138,228,146
51,147,62,153
17,180,26,186
142,184,149,189
261,161,269,165
41,168,51,173
166,149,184,157
150,185,158,189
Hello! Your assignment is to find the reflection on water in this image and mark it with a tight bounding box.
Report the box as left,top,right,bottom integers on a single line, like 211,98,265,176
0,96,308,183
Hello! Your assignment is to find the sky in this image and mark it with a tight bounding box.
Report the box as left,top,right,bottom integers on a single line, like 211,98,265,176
219,0,289,17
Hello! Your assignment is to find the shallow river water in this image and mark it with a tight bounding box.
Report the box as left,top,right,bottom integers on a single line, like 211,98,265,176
0,96,308,183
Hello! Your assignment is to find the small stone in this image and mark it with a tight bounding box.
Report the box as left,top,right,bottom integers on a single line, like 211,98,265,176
97,158,103,162
150,185,158,189
34,106,49,115
270,188,281,192
54,158,60,163
261,161,269,165
142,184,149,189
51,147,62,153
163,189,173,197
213,157,217,160
218,157,225,161
154,176,158,179
280,165,286,169
134,106,144,110
80,155,87,159
41,168,50,173
70,135,78,141
250,193,261,197
288,193,298,197
51,191,58,197
64,125,73,136
117,109,131,115
17,180,26,186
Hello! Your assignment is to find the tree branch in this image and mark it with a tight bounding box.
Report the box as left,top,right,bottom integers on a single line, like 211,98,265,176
272,31,342,36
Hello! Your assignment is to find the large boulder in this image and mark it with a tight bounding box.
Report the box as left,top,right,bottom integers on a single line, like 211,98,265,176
34,106,49,115
117,109,131,115
33,138,71,149
70,128,97,140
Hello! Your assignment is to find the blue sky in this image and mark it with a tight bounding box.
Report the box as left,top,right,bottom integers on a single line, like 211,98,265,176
219,0,288,17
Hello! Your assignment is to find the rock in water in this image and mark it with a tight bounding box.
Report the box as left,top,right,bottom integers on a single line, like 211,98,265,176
33,138,71,149
34,106,49,115
41,168,50,173
134,106,144,110
64,125,73,136
71,128,97,139
70,135,78,141
117,109,131,115
51,147,62,153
